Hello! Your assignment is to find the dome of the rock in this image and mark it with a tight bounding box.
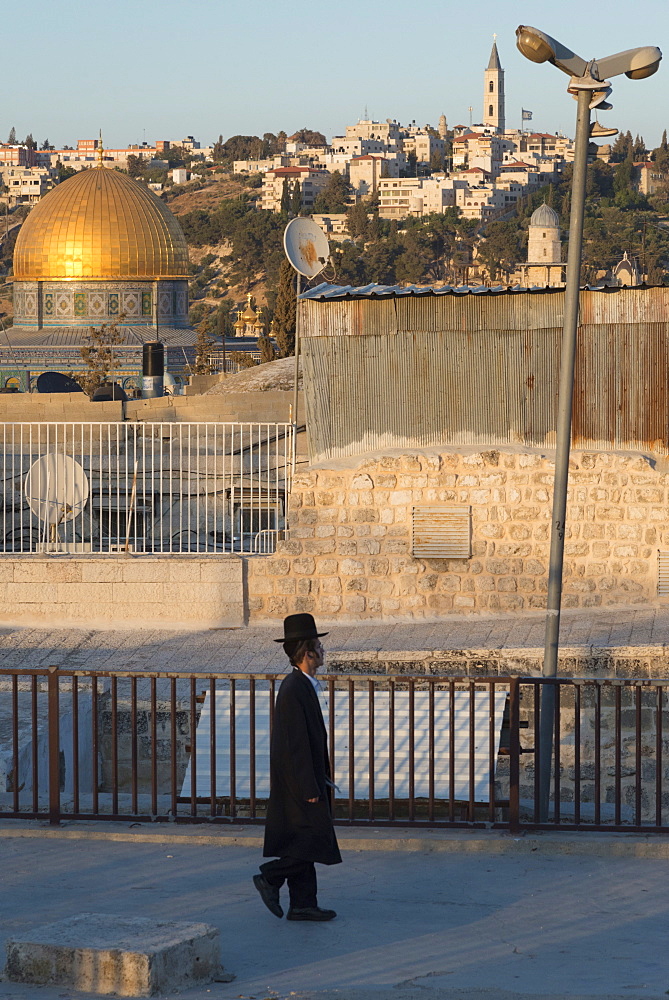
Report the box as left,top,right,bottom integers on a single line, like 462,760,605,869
10,163,194,347
13,165,189,281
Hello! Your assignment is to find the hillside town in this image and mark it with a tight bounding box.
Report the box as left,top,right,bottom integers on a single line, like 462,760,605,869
1,42,665,257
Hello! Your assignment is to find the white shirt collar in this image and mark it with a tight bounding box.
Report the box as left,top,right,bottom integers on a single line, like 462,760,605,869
295,667,321,693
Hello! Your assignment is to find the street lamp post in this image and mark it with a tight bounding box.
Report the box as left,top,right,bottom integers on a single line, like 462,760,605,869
515,26,661,821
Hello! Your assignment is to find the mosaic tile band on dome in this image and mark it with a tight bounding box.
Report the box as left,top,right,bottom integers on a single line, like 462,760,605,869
13,165,189,281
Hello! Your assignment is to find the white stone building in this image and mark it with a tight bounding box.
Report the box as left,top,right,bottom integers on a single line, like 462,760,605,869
377,177,459,218
0,167,57,205
349,155,399,199
260,166,330,213
401,132,445,167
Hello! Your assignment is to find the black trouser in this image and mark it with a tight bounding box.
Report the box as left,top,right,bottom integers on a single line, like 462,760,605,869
260,857,317,909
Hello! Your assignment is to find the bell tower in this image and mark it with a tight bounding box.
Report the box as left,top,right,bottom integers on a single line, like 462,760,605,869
483,37,505,133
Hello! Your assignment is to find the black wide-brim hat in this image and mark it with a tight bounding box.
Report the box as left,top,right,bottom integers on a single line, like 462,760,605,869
274,613,329,643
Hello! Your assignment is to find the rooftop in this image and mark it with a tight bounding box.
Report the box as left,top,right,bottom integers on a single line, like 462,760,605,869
300,282,655,301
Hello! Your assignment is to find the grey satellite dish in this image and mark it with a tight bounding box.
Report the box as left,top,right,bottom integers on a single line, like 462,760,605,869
283,218,330,278
25,453,89,527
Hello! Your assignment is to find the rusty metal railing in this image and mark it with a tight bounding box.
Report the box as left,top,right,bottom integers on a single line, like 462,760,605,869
0,669,667,832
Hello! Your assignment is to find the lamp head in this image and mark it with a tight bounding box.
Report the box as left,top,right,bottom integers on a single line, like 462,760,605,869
515,25,587,78
516,25,554,64
624,46,662,79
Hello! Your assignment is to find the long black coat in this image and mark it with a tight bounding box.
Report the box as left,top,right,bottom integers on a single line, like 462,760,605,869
263,668,342,866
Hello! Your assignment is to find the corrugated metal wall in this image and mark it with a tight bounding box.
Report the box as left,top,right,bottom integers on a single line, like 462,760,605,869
301,288,669,463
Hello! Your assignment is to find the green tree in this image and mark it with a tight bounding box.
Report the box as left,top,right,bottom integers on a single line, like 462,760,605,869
193,321,217,374
215,300,236,339
55,161,77,182
258,333,276,364
613,155,648,209
212,135,225,161
78,318,127,396
652,130,669,172
7,127,16,144
158,145,190,169
40,138,53,150
23,134,36,150
263,132,278,154
633,134,646,160
610,130,633,163
280,178,291,213
273,259,296,356
126,154,144,178
476,221,522,281
290,180,302,215
331,242,365,285
346,201,372,239
430,151,444,173
363,234,403,284
313,171,351,213
287,128,327,147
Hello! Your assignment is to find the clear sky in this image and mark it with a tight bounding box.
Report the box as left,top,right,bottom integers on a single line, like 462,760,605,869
6,0,668,150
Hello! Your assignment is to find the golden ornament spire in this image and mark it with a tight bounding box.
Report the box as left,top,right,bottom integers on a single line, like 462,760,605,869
97,129,104,166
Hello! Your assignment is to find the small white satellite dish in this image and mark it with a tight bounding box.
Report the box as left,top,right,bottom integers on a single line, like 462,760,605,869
25,453,89,526
283,218,330,278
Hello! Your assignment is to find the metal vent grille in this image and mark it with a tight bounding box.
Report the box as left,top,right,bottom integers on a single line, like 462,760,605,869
412,505,471,559
659,552,669,596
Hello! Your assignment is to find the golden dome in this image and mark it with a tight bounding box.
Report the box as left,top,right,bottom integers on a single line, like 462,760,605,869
241,292,258,321
13,166,189,281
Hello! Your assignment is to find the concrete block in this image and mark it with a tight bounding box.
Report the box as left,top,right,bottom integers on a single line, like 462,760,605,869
56,582,114,604
12,561,49,584
120,559,168,583
81,560,124,583
5,913,224,996
111,582,165,603
199,557,243,583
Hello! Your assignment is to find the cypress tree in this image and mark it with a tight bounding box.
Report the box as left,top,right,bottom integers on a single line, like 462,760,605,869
290,180,302,215
273,260,296,357
280,178,291,213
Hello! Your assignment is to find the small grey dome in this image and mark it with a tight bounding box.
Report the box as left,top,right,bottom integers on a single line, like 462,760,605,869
530,203,560,228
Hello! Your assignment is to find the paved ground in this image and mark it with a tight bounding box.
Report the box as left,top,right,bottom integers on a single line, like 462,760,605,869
0,825,667,1000
1,605,669,674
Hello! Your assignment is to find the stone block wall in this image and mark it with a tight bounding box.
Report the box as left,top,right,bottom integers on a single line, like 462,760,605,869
0,555,243,628
247,449,668,621
0,389,299,426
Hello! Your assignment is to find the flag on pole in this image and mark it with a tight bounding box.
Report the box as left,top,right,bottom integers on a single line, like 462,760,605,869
522,109,533,121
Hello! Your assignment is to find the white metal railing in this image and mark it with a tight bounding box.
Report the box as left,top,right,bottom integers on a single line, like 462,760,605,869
207,352,263,374
0,422,294,555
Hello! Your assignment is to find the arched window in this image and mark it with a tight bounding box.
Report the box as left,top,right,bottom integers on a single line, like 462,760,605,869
488,105,494,116
489,81,494,93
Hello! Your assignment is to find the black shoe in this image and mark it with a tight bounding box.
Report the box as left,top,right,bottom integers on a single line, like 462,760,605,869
253,874,283,918
287,906,336,921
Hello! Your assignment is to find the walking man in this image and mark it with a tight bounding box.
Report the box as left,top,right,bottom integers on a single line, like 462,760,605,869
253,613,341,921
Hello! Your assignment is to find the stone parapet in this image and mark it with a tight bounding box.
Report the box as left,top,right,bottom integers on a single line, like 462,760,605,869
247,449,669,621
0,555,244,628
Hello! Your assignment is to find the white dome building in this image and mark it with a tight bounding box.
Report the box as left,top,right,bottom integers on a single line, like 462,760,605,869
518,203,565,287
